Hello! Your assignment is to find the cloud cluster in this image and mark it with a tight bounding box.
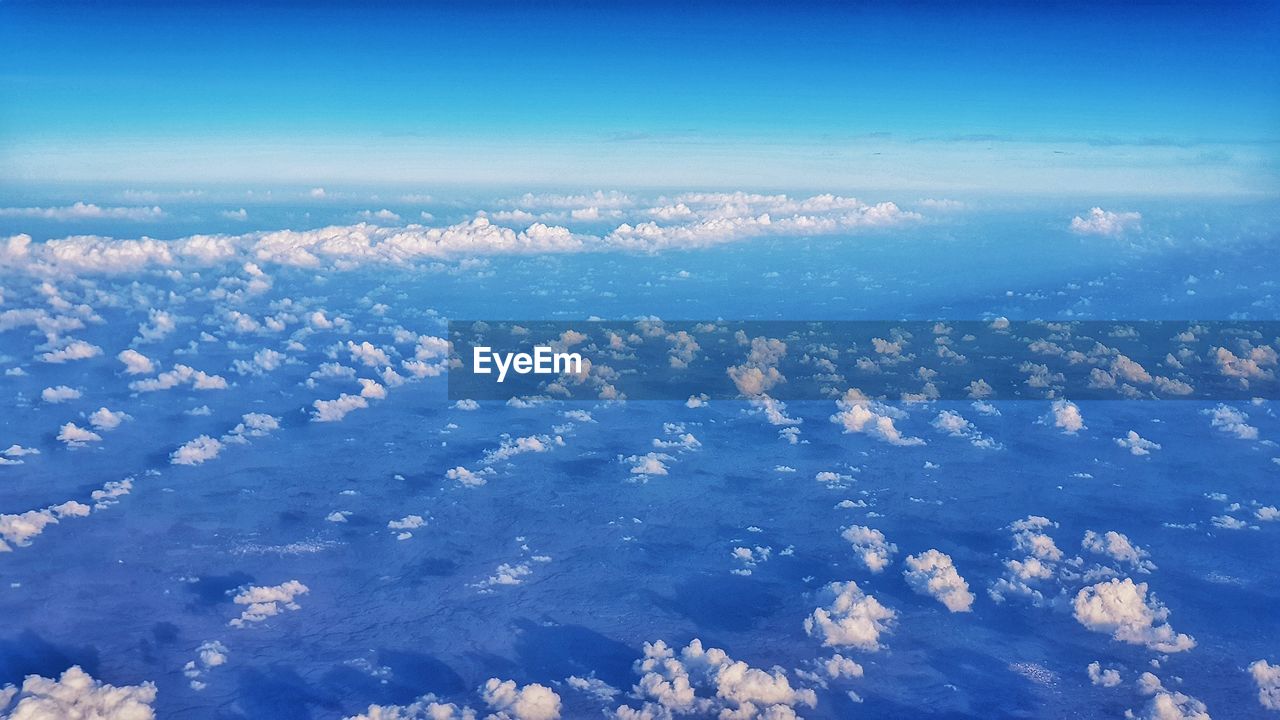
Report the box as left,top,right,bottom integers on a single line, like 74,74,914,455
0,665,157,719
830,388,923,446
229,580,310,628
1069,207,1141,237
1071,578,1195,653
804,580,896,651
840,525,897,573
902,549,975,612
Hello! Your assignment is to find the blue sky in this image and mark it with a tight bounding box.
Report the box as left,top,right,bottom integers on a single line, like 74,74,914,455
2,1,1278,192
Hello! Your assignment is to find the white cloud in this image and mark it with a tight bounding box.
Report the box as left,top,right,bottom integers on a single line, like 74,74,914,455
931,409,999,449
40,385,81,403
89,407,132,431
1046,399,1085,434
1081,530,1155,573
129,364,228,392
1072,578,1195,653
1115,430,1160,456
1069,207,1141,237
447,466,494,487
1129,673,1210,720
902,549,974,612
804,580,896,651
1086,661,1122,688
830,388,923,446
312,393,369,422
40,339,103,363
1203,404,1258,440
170,435,223,465
480,678,561,720
117,348,156,374
57,422,102,447
1,500,91,552
229,580,309,628
840,525,897,573
0,665,156,719
1249,659,1280,711
0,201,165,221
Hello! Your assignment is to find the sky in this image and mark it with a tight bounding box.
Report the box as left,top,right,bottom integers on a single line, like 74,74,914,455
2,1,1278,193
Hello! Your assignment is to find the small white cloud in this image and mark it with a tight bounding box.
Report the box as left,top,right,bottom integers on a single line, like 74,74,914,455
117,348,156,375
804,580,896,651
1249,659,1280,711
229,580,309,628
1046,399,1085,434
1115,430,1160,456
902,549,974,612
88,407,131,431
170,435,224,465
0,666,156,717
57,422,102,447
480,678,561,720
1072,578,1195,653
40,385,81,403
39,340,102,364
312,393,369,422
1069,207,1141,237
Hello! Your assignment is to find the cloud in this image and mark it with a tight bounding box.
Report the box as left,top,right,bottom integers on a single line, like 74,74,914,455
1081,530,1155,573
840,525,897,573
1129,673,1210,720
170,435,223,465
1072,578,1195,653
1,500,91,552
117,348,156,375
0,201,165,221
345,696,476,720
1087,661,1122,688
830,388,923,446
57,422,102,447
312,393,369,422
931,409,999,449
617,638,816,720
481,678,561,720
1203,404,1258,440
1046,399,1085,434
39,339,103,363
229,580,309,628
1115,430,1160,456
40,385,81,403
0,666,156,719
804,580,896,651
89,407,132,431
1,193,925,277
447,466,494,487
1069,207,1141,236
902,549,975,612
129,364,228,392
1249,660,1280,711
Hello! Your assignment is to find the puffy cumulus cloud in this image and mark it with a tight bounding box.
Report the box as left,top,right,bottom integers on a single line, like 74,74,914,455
931,409,999,449
0,665,157,719
0,500,91,552
347,340,391,367
1249,659,1280,711
1115,430,1160,456
830,388,923,446
0,201,165,221
480,678,561,720
989,515,1065,606
1,444,40,466
902,549,975,612
624,451,672,478
1069,207,1142,237
135,308,177,343
358,378,387,399
39,339,103,363
229,580,309,628
170,435,223,465
1072,578,1195,653
1203,404,1258,440
1128,673,1210,720
117,348,156,375
804,580,896,651
40,385,81,403
1045,399,1085,434
183,640,229,691
617,638,816,720
129,364,228,392
483,434,563,465
232,348,288,376
1213,345,1276,382
1081,530,1155,573
447,465,495,487
1087,661,1122,688
344,695,477,720
57,422,102,447
312,393,369,422
89,407,132,431
91,478,133,510
840,525,897,573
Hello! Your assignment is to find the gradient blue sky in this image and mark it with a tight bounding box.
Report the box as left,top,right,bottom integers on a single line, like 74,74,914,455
2,1,1278,193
